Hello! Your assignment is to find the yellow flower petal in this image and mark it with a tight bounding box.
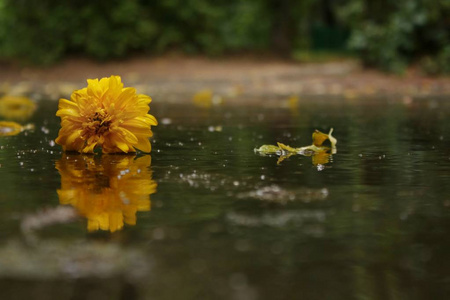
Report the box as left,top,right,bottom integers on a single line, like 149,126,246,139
312,130,330,147
115,87,137,108
56,108,80,118
134,136,152,153
58,98,78,110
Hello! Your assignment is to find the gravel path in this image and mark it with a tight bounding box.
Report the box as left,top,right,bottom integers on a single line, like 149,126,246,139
1,55,450,102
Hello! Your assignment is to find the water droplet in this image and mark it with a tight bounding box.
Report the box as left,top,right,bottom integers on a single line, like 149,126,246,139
161,118,172,125
40,126,49,134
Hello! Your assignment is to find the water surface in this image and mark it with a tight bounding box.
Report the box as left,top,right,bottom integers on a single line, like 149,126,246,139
0,97,449,300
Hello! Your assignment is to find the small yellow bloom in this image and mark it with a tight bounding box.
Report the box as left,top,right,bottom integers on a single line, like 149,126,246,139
55,75,157,153
56,154,157,232
0,96,36,121
193,89,223,108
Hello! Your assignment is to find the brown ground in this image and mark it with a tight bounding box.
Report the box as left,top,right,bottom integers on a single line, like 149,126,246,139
1,55,450,102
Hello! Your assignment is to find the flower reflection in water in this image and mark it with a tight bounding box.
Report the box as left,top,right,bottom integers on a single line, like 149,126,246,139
56,154,156,232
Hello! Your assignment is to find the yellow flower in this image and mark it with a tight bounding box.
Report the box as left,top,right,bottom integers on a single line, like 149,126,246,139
55,75,157,153
0,96,36,121
56,154,157,232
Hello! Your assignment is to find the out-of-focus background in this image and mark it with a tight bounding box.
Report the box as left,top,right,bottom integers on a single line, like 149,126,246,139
0,0,449,73
1,2,450,300
1,0,450,101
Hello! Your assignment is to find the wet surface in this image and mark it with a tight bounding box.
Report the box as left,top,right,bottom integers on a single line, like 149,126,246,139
0,97,449,299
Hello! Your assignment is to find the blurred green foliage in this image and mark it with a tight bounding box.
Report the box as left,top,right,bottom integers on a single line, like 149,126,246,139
0,0,449,74
338,0,450,74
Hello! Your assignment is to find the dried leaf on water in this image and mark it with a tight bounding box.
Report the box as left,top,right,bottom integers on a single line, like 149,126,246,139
255,128,337,166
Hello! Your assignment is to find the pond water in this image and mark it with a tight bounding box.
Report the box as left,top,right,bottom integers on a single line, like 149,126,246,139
0,97,449,300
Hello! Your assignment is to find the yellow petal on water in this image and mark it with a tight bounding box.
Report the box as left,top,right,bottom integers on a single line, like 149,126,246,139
312,130,330,147
193,89,223,108
288,95,299,111
255,129,338,166
0,121,23,136
0,96,36,121
0,121,34,137
193,89,214,108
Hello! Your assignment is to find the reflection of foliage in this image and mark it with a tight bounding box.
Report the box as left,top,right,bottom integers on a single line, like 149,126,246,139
0,96,36,121
56,154,156,232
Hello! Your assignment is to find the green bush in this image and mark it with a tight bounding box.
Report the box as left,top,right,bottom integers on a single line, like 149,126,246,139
0,0,449,74
338,0,450,74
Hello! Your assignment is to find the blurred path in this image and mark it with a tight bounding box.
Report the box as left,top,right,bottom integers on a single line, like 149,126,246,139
1,55,450,102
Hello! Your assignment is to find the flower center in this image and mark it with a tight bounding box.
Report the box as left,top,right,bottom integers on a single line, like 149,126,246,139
82,109,113,138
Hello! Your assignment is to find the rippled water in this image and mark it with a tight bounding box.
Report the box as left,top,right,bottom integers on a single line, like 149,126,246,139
0,97,449,299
